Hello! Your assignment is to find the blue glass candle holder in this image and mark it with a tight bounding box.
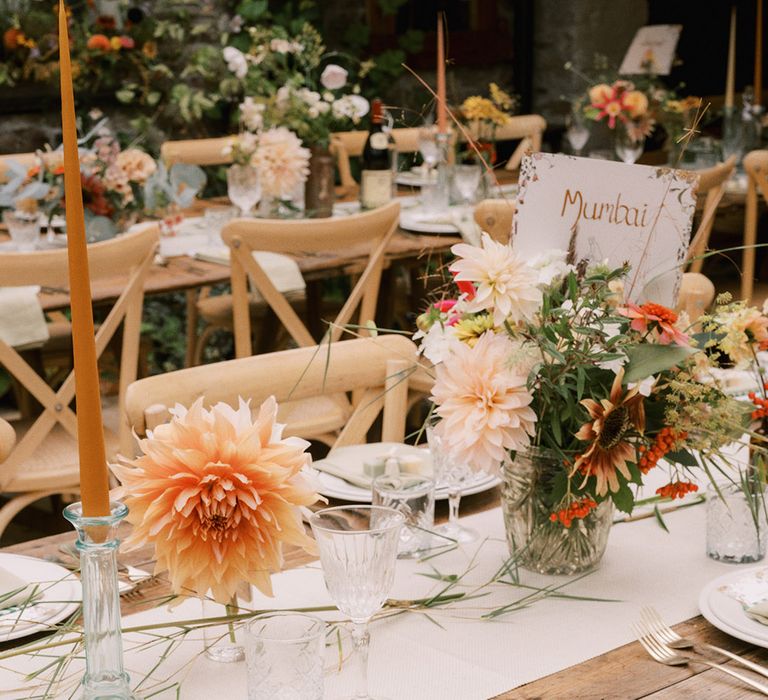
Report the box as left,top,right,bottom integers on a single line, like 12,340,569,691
63,501,137,700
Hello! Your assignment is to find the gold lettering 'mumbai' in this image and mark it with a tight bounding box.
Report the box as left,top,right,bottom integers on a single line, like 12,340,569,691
561,189,648,229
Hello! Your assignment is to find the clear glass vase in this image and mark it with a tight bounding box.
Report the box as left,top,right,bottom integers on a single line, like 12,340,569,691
63,501,137,699
500,448,613,575
201,595,245,663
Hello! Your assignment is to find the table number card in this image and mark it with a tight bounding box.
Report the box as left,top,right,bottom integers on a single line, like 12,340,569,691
619,24,682,76
512,153,698,306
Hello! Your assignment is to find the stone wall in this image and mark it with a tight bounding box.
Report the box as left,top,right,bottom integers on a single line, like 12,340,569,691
531,0,648,128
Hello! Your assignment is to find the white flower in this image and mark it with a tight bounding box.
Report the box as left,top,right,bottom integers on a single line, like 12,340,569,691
316,101,330,114
527,248,573,288
320,64,348,90
270,38,295,54
450,233,542,326
252,127,310,199
223,46,248,79
298,88,321,106
597,354,628,374
308,106,319,118
322,91,334,103
332,95,370,123
628,375,656,397
228,15,243,32
413,322,461,365
240,96,265,132
276,85,293,107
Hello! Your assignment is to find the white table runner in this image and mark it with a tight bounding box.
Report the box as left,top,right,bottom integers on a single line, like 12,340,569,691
0,496,745,700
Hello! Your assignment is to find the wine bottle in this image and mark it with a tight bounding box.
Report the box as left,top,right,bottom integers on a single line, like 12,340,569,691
360,98,394,210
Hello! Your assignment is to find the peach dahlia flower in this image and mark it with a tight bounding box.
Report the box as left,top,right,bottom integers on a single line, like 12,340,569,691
431,331,536,474
112,396,319,603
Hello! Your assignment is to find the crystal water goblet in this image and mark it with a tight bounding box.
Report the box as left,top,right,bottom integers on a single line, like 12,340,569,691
227,164,261,216
309,505,404,700
614,124,645,164
372,474,435,558
453,164,482,205
426,423,479,544
565,112,590,155
418,124,441,172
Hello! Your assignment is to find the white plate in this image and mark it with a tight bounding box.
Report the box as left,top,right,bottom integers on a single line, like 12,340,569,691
0,553,82,642
399,208,459,234
314,442,500,502
699,565,768,648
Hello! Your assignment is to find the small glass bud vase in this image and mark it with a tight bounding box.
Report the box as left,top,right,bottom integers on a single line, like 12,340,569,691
63,501,136,700
706,482,768,564
201,593,246,663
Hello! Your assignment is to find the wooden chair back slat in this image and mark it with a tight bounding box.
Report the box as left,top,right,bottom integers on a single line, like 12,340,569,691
473,198,516,244
125,335,418,445
457,114,546,172
221,200,400,357
685,156,737,273
160,137,236,166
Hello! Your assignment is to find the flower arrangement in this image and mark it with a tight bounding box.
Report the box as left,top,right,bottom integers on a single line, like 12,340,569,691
0,115,159,240
567,57,702,148
417,235,750,522
250,126,311,200
458,82,517,165
226,23,371,148
112,396,320,603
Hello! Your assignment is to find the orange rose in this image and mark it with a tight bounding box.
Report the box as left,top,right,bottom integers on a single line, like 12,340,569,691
623,90,648,118
86,34,111,51
588,83,613,106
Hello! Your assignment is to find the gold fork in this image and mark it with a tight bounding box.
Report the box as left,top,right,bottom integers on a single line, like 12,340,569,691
632,622,768,695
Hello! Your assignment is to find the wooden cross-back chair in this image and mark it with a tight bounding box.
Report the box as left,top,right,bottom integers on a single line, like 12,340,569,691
459,114,546,172
223,199,400,359
124,335,417,453
684,156,738,275
739,150,768,302
473,198,516,244
160,136,236,167
0,224,159,537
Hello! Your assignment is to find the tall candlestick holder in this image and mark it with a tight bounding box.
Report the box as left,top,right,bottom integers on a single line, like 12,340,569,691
63,501,136,700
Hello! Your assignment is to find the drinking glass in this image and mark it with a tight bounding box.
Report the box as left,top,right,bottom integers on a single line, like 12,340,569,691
453,164,482,205
707,482,768,563
372,474,435,558
2,210,40,251
614,124,645,164
245,612,325,700
565,112,590,155
309,505,404,700
417,124,441,171
227,164,261,216
426,423,479,544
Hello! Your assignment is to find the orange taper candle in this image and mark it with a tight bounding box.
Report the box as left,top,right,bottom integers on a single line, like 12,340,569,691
436,13,447,133
756,0,763,105
58,0,111,517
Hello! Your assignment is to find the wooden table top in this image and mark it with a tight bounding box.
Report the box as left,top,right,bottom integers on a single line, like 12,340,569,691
4,487,767,699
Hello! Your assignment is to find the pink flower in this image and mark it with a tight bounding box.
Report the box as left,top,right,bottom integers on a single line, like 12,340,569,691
112,396,319,603
619,302,690,346
119,36,135,49
431,332,536,474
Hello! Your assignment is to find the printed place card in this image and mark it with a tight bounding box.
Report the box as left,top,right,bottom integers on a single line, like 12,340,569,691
619,24,682,76
512,153,698,306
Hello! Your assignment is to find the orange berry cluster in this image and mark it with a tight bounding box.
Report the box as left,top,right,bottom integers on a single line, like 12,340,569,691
748,384,768,421
655,480,698,500
549,497,599,528
637,427,688,474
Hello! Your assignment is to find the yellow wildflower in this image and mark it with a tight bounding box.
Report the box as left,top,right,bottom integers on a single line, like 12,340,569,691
489,82,514,110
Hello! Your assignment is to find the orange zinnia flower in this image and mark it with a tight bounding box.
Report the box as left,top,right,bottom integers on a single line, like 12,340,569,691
112,396,320,603
619,302,690,346
573,369,645,496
